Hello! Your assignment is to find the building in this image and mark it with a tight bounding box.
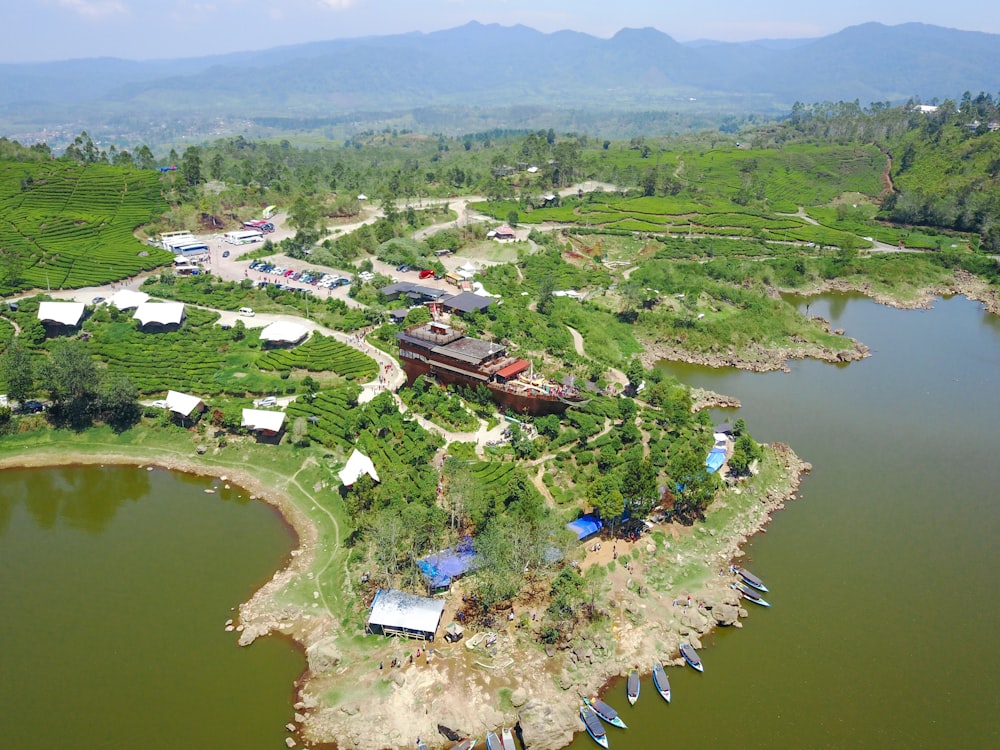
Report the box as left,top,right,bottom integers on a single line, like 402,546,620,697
109,289,149,310
241,408,286,439
490,224,517,241
439,292,494,316
366,589,445,641
164,390,205,424
134,302,185,329
37,301,85,329
338,449,380,487
258,321,309,347
379,282,450,304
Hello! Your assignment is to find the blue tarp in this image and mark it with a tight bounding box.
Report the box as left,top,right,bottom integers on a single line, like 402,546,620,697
706,448,727,473
418,537,480,589
567,514,603,541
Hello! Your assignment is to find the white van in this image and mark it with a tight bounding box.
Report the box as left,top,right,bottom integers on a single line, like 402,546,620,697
238,307,255,317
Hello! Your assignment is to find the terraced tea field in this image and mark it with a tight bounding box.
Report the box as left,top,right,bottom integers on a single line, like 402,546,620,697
257,333,378,382
0,161,172,293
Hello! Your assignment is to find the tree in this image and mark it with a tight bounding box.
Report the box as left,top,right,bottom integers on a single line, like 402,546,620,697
180,146,202,187
668,446,720,521
1,338,34,402
98,373,140,432
44,340,100,429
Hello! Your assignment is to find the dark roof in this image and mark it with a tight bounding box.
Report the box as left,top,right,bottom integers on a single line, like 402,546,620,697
441,292,494,314
381,282,449,301
388,308,409,321
434,336,503,365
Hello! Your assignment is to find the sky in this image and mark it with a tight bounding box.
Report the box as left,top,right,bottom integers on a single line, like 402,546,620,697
4,0,999,63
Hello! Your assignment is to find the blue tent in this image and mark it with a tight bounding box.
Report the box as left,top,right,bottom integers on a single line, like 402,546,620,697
706,448,727,473
567,514,603,541
418,537,480,589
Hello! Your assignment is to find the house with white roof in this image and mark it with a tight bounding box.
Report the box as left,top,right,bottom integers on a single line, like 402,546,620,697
259,321,309,347
165,390,205,423
37,301,85,329
134,301,185,328
241,408,286,440
338,448,380,487
109,289,149,310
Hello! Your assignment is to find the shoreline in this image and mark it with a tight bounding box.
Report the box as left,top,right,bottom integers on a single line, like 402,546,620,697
0,438,809,750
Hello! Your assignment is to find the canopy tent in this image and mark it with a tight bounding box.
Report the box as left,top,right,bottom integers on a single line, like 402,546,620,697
165,390,204,418
37,301,85,327
367,588,444,641
706,448,727,473
109,289,149,310
259,321,309,345
417,537,480,589
567,514,603,541
241,408,285,435
338,448,379,487
134,301,185,327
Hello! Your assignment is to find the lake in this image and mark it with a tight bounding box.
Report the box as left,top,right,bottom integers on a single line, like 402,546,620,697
567,293,999,750
0,465,304,749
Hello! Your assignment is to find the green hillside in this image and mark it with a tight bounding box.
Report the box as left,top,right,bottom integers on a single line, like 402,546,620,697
0,161,172,294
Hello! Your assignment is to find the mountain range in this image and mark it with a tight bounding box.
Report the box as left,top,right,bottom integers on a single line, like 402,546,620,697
2,21,998,145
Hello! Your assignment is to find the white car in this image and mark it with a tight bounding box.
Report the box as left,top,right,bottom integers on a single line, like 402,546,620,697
256,396,278,408
358,271,375,282
238,307,255,317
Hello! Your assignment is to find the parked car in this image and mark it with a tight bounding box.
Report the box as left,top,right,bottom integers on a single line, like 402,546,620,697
418,269,435,279
256,396,278,408
222,250,230,258
23,400,45,414
396,263,411,272
238,307,255,317
91,296,106,304
358,271,375,282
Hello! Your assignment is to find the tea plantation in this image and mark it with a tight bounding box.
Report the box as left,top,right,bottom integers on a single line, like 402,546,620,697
0,161,172,294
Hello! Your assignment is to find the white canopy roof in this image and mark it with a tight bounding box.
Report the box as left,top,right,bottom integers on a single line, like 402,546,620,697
260,321,309,344
134,301,185,326
367,589,444,638
38,301,85,326
110,289,149,310
339,448,379,486
241,408,286,433
166,390,204,418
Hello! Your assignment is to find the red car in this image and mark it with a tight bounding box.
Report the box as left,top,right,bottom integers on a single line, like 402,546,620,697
418,269,436,279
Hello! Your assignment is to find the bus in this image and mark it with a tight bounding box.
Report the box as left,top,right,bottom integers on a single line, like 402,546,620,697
224,230,264,245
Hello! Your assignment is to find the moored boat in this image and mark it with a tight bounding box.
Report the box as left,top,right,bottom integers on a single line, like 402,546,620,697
732,582,771,607
626,669,640,705
583,697,627,729
450,741,477,750
486,732,503,750
501,727,515,750
680,642,704,673
732,566,769,592
652,662,671,703
579,704,610,749
418,739,429,750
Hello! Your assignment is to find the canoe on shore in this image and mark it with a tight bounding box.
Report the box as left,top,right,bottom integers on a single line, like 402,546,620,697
680,643,704,673
450,741,477,750
626,669,640,705
501,727,515,750
580,704,610,749
584,697,627,729
733,566,768,592
486,732,503,750
652,662,671,703
733,582,771,607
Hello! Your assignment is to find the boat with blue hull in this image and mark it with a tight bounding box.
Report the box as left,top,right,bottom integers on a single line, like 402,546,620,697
733,582,771,607
583,697,627,729
626,669,640,705
450,741,477,750
580,704,610,748
680,643,704,673
486,732,503,750
652,663,671,703
732,566,768,593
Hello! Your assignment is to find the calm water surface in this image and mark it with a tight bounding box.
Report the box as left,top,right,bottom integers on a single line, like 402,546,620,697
0,465,303,749
567,294,999,750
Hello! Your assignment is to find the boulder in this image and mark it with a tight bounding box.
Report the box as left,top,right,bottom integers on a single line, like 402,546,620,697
711,603,740,627
511,688,528,708
305,639,342,673
519,700,574,750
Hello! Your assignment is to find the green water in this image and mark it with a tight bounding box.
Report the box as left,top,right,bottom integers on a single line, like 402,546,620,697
568,294,1000,750
0,465,303,749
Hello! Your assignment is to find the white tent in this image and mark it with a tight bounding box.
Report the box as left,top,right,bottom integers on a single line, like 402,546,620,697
165,390,205,418
366,588,445,641
259,321,309,345
241,408,286,434
109,289,149,310
37,301,85,327
134,301,185,326
339,448,379,486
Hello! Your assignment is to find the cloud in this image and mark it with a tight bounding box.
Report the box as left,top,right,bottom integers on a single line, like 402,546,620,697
57,0,129,18
316,0,363,9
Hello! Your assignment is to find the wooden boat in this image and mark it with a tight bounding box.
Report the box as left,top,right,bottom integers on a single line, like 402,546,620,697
680,643,704,673
486,732,503,750
652,662,671,703
626,669,640,705
579,704,610,749
450,741,477,750
733,566,769,593
583,697,627,729
732,582,771,607
501,727,515,750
